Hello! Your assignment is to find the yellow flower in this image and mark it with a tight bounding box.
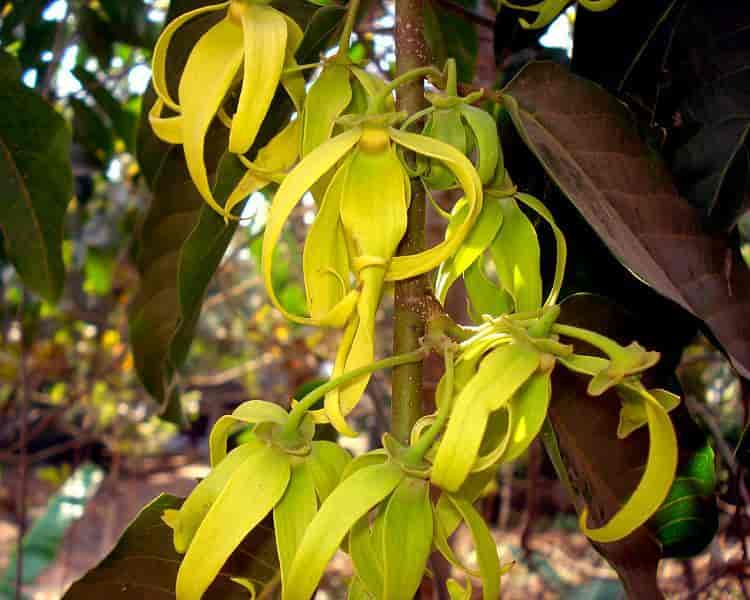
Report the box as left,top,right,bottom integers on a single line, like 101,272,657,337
262,114,483,435
148,0,303,215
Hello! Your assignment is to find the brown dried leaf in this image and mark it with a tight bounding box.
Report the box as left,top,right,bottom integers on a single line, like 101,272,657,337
502,61,750,378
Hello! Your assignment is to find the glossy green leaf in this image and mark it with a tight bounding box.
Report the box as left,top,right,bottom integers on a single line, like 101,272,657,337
0,61,72,302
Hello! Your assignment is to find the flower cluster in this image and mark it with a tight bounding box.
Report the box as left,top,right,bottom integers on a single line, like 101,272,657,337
149,1,679,598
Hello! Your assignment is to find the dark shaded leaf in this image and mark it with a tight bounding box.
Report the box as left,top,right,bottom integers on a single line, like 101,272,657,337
63,494,280,599
0,59,72,302
294,4,347,62
424,0,478,82
72,66,138,151
70,98,114,167
128,132,231,424
502,61,750,379
99,0,159,48
0,49,22,83
169,154,248,368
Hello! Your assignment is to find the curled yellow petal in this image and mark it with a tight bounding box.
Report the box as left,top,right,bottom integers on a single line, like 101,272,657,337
178,16,243,215
580,385,678,542
151,1,229,111
262,127,362,325
229,5,288,154
387,128,483,281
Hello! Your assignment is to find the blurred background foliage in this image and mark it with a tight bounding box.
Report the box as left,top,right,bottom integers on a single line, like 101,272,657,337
0,0,747,598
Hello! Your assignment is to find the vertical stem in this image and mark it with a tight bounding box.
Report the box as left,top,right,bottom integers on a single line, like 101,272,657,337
14,295,30,600
392,0,430,444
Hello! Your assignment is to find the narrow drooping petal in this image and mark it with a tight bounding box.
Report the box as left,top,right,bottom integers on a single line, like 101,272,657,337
580,385,678,542
308,440,352,501
459,103,501,185
167,441,261,554
489,197,543,312
178,16,243,215
148,98,183,143
387,128,483,281
151,2,229,111
445,496,502,600
381,478,433,599
274,461,317,591
435,197,504,303
515,193,567,307
301,63,353,158
303,158,352,322
176,445,290,600
501,371,552,462
229,5,288,154
262,127,362,325
283,463,404,600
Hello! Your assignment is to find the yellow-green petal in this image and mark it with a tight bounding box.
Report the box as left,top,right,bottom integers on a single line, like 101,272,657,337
381,478,433,599
178,16,243,215
489,197,542,312
170,440,261,554
262,127,362,324
502,371,552,462
308,440,352,501
151,2,229,112
580,385,678,542
447,496,502,600
303,156,352,321
274,460,317,591
283,463,404,600
616,386,680,439
435,197,504,304
176,445,291,600
302,63,353,157
387,128,483,280
229,5,288,154
148,98,183,144
458,103,500,185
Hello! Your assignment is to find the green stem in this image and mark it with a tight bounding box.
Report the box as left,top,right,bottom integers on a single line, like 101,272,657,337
369,66,443,114
403,350,454,464
392,0,431,445
444,58,457,96
337,0,361,51
283,349,427,435
551,324,624,358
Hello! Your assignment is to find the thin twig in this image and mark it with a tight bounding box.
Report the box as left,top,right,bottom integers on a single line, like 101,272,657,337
14,296,30,600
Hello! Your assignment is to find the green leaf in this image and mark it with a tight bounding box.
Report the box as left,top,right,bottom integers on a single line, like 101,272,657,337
0,65,72,302
0,464,104,594
70,97,114,167
0,49,21,84
128,143,238,424
294,4,348,63
63,494,281,599
72,66,138,151
423,0,478,82
83,248,115,296
503,61,750,379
